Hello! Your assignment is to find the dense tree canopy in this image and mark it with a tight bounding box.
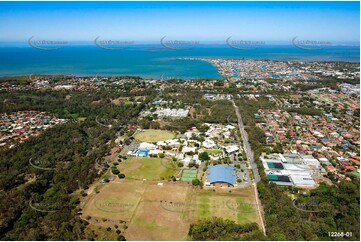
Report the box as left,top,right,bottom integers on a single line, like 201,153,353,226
188,217,266,241
0,88,143,240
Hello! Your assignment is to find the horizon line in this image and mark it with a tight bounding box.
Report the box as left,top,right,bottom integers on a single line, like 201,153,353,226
0,41,360,45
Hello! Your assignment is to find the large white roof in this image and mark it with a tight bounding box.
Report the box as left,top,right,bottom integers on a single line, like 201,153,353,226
290,174,316,187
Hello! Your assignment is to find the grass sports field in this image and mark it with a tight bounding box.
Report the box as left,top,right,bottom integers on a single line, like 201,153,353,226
134,129,175,142
117,157,177,181
83,182,260,240
181,169,198,182
125,182,192,240
83,157,260,240
83,181,192,240
187,187,260,225
82,182,146,222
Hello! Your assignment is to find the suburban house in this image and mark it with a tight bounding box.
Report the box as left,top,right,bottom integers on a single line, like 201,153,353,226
223,145,240,155
202,139,216,149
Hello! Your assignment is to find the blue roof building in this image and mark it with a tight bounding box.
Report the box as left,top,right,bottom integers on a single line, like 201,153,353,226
206,164,236,187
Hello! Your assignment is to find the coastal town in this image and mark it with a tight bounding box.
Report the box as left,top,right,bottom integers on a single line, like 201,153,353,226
0,59,359,187
206,58,360,81
0,1,359,241
0,58,359,241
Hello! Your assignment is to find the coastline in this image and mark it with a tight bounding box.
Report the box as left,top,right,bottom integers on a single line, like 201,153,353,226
0,45,359,78
0,56,359,80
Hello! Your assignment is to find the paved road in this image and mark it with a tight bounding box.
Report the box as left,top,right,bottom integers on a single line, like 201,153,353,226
231,99,266,235
231,99,261,183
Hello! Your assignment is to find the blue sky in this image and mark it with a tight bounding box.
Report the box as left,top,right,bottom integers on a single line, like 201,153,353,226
0,1,359,43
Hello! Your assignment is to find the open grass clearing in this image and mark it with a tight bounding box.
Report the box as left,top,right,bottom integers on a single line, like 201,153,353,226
187,186,260,225
82,178,261,240
204,149,223,155
117,157,176,181
82,181,146,222
134,129,175,142
85,224,119,241
125,183,192,241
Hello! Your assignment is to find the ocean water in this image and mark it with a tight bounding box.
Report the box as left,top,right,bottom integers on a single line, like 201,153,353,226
0,44,359,79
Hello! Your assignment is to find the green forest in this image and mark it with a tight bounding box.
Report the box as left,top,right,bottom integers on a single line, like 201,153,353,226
0,88,146,240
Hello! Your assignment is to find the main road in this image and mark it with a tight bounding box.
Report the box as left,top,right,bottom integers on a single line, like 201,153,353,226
231,99,266,235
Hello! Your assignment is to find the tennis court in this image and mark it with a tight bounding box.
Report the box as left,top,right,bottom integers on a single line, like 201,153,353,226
180,169,197,182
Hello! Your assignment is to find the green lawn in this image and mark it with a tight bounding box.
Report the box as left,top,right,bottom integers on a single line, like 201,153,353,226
118,157,175,181
160,161,178,180
134,129,175,142
198,196,210,218
205,149,223,155
190,188,260,225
